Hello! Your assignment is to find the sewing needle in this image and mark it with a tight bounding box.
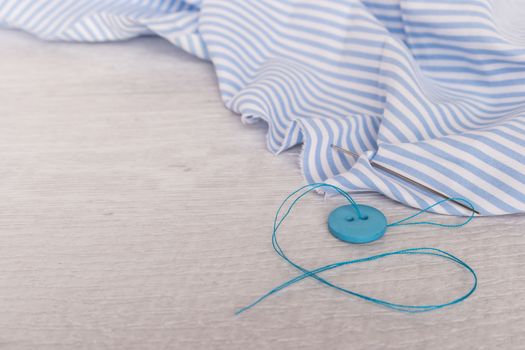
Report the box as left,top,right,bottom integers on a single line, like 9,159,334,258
331,144,480,215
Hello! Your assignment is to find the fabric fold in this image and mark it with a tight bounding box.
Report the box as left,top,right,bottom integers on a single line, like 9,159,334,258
2,0,525,215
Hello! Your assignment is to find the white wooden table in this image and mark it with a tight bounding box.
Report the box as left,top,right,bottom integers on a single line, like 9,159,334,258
1,30,524,350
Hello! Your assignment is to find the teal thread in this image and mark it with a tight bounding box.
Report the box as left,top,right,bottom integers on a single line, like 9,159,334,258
236,183,478,315
387,197,475,228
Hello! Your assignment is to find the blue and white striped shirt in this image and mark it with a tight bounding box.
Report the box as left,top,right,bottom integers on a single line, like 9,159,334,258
2,0,524,215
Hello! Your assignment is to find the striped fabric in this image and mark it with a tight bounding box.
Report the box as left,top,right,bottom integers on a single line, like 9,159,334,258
2,0,525,216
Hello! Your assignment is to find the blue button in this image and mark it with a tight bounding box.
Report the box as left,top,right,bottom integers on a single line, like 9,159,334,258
328,204,387,244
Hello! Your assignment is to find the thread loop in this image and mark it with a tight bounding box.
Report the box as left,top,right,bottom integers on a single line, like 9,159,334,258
236,183,477,315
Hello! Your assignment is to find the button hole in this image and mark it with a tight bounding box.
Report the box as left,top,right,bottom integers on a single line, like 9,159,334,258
346,217,354,222
361,215,369,220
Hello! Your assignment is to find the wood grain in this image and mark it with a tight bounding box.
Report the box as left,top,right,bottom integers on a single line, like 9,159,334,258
0,29,524,350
